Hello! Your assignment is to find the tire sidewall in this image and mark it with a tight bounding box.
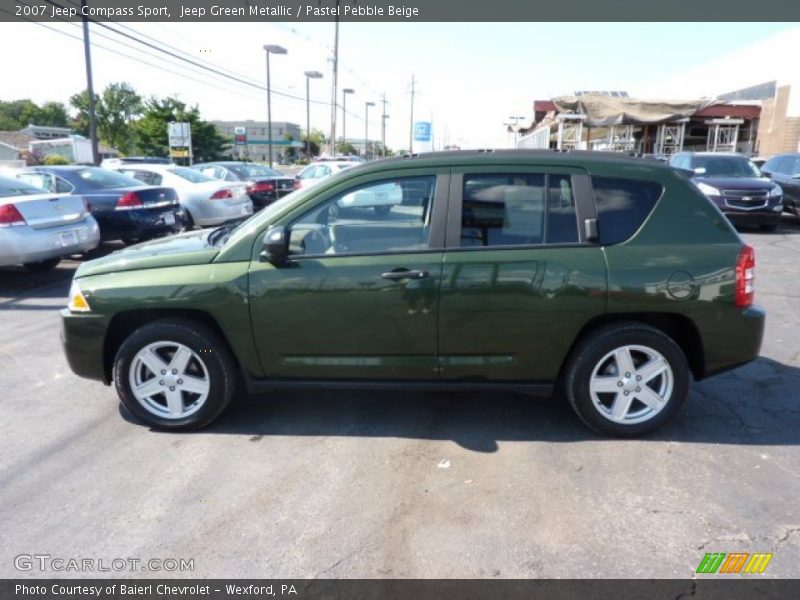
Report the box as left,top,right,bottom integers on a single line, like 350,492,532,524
113,320,235,430
567,325,690,437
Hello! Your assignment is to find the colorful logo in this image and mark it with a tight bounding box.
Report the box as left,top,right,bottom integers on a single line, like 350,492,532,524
696,552,773,574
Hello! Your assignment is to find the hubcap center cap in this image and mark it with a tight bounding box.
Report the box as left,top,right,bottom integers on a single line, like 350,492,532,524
164,375,178,387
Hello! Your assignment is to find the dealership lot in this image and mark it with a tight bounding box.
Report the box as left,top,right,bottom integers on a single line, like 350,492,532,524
1,221,799,578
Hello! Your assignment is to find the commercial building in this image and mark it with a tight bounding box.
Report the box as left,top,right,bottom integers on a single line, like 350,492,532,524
516,93,761,157
213,120,303,162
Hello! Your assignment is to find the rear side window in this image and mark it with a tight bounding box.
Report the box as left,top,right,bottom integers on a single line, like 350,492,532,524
592,177,663,245
460,173,578,247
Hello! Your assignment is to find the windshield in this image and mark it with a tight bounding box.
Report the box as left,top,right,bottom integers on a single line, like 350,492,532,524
168,167,215,183
228,164,280,179
692,156,762,178
76,168,143,189
0,176,45,197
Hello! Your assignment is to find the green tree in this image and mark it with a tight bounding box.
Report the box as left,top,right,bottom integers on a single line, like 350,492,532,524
68,90,99,137
301,128,327,158
0,99,69,130
337,141,358,156
133,96,228,162
96,83,142,155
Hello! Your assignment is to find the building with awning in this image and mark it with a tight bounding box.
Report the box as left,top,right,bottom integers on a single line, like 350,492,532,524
514,93,762,157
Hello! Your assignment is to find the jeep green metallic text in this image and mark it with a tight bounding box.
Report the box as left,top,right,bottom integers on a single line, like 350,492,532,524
61,150,765,436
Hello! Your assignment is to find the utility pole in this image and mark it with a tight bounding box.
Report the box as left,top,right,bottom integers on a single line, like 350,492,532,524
381,93,388,157
364,101,374,160
408,74,416,154
329,7,340,155
81,0,99,165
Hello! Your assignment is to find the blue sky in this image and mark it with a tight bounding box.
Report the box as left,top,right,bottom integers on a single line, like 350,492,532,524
0,21,796,149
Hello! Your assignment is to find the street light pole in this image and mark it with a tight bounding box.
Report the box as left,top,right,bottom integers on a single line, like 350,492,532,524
365,101,375,160
342,88,354,155
381,114,390,158
263,44,287,168
304,71,323,159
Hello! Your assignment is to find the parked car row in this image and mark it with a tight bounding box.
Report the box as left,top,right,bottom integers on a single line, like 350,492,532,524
669,151,800,231
0,174,99,270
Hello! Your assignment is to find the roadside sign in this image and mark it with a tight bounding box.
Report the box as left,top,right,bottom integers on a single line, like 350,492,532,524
234,126,247,145
168,122,192,147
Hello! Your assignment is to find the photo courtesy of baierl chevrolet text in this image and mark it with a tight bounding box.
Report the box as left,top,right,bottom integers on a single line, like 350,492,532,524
0,1,799,599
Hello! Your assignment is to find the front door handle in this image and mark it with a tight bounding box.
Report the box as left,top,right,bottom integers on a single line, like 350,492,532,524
381,269,429,281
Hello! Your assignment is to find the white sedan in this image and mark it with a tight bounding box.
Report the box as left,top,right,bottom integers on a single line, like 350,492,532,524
0,175,100,270
110,165,252,228
294,160,361,190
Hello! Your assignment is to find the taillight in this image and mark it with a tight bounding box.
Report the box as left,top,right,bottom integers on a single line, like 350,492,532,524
735,244,755,308
115,192,143,210
0,203,25,227
210,189,233,200
248,181,276,194
292,179,302,190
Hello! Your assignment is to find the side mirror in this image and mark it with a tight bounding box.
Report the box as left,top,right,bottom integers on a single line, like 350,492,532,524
260,225,289,263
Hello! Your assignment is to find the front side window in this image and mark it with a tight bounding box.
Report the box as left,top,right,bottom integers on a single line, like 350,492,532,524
460,173,578,247
288,176,436,257
592,176,663,245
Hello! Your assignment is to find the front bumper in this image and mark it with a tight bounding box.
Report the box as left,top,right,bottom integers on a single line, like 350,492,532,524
94,206,187,241
60,309,110,383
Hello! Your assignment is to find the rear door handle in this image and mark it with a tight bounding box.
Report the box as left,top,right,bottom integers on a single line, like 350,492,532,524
381,269,429,281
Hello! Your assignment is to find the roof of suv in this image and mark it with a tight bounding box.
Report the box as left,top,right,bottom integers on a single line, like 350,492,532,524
345,149,675,174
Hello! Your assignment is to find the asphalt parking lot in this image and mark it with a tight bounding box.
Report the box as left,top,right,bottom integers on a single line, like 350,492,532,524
1,219,799,579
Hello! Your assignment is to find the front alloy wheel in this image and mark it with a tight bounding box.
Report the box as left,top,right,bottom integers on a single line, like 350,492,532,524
129,342,211,419
114,319,237,430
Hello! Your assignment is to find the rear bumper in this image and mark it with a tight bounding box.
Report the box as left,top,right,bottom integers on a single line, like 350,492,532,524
701,305,766,379
60,309,110,383
94,207,187,241
0,217,100,267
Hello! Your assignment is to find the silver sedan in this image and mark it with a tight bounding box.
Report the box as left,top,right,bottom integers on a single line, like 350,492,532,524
0,175,100,270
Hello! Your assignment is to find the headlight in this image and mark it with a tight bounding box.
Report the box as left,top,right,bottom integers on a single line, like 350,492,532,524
768,184,783,197
67,281,91,313
696,182,721,196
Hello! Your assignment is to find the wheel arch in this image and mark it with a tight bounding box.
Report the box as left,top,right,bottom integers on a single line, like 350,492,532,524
102,308,240,384
559,312,705,383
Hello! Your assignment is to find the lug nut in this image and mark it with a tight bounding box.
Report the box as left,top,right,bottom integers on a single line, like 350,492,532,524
617,381,624,387
177,379,183,384
636,375,642,381
172,369,178,375
159,380,165,386
624,391,630,396
625,372,631,378
169,386,175,391
161,370,166,375
636,387,641,392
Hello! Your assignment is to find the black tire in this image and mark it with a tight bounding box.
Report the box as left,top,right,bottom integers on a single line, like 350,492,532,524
759,223,778,232
23,258,60,272
113,318,237,431
374,205,391,216
563,322,690,437
183,210,195,231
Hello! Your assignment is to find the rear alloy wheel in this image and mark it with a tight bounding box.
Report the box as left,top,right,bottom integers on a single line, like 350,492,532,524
23,258,60,272
564,323,689,437
113,319,236,430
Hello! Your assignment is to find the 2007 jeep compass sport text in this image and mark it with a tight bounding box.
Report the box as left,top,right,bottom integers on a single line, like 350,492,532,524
61,150,765,436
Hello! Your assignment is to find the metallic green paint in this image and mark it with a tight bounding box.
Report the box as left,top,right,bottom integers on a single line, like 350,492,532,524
60,151,765,390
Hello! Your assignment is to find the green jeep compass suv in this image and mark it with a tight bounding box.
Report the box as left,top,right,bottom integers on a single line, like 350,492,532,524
61,150,765,436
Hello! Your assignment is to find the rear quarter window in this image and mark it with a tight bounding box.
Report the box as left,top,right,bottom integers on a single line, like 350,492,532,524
592,176,663,245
